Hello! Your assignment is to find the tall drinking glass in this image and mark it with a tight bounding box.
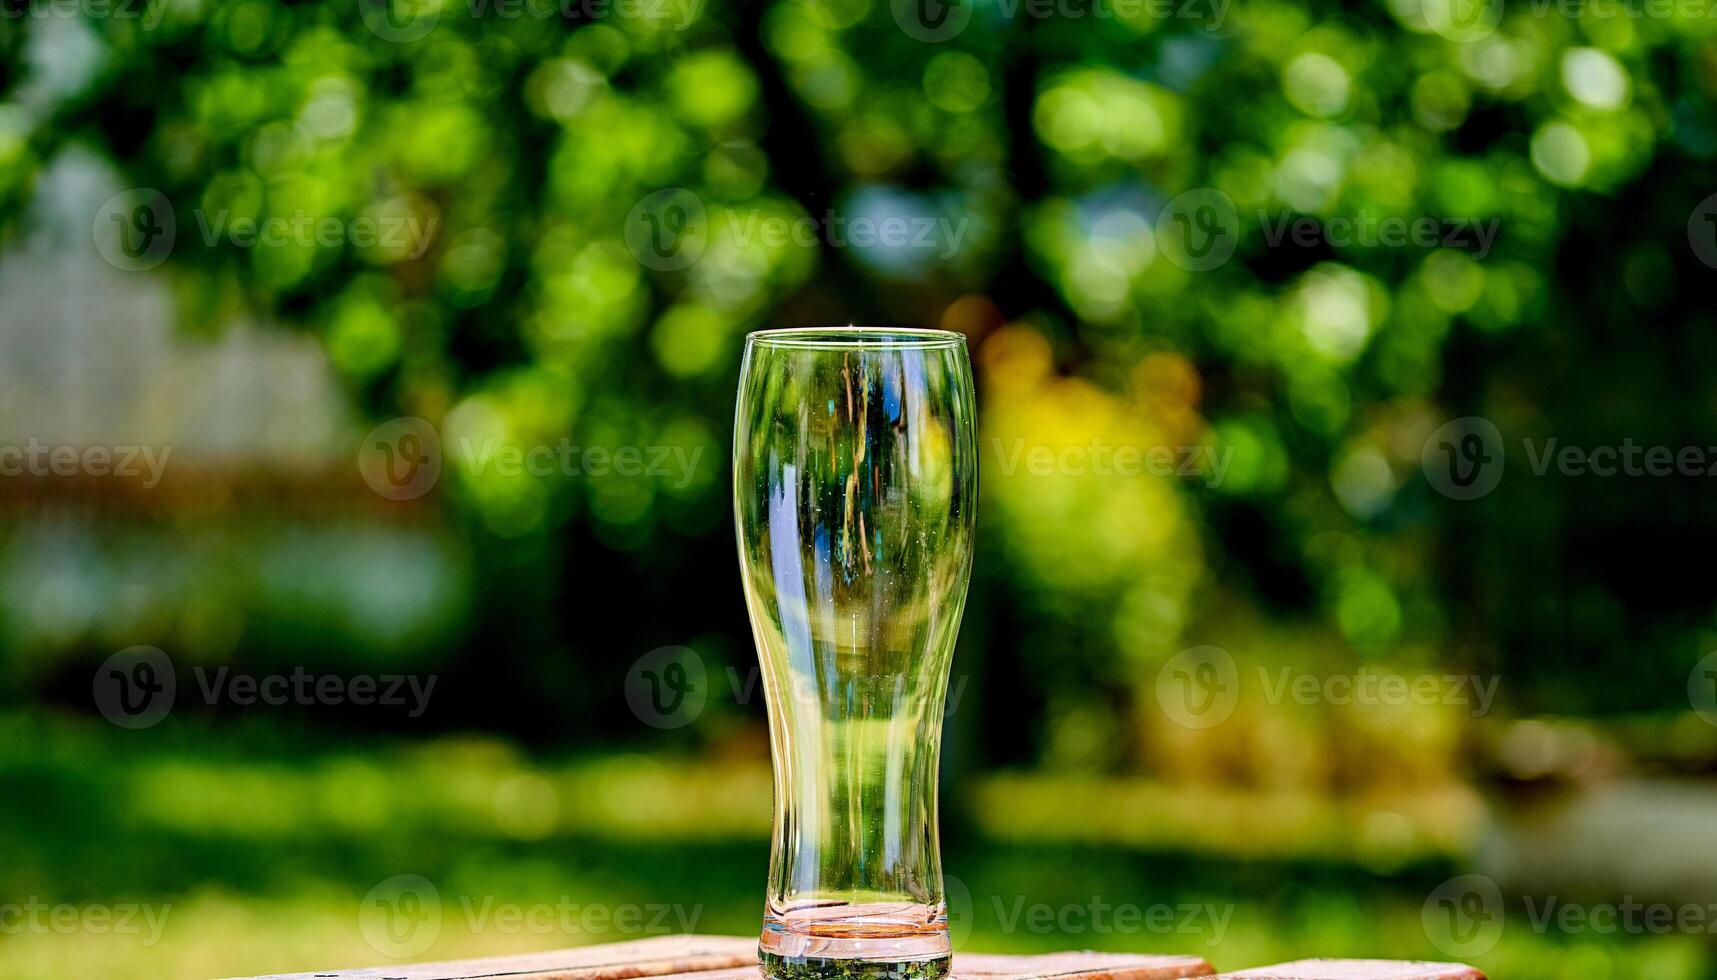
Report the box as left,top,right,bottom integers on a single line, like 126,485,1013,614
733,328,978,980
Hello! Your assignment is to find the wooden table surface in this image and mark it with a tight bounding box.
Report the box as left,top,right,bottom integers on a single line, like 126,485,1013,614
222,934,1485,980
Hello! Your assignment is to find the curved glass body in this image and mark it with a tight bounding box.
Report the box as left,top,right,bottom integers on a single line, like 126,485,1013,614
733,328,978,980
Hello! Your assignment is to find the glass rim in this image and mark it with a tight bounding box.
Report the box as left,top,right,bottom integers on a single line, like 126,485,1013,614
745,326,965,351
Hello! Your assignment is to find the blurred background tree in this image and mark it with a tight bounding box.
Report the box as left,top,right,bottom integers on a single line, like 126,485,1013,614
3,0,1717,976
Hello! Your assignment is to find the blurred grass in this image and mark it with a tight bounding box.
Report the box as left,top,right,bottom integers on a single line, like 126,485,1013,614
1,710,1709,980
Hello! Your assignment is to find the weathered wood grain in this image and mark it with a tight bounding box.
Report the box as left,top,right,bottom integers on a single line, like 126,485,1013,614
1211,961,1485,979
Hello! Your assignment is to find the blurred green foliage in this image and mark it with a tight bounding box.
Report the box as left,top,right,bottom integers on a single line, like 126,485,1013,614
6,0,1716,726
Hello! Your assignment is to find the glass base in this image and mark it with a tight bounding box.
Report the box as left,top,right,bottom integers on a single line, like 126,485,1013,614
759,951,952,980
759,901,950,980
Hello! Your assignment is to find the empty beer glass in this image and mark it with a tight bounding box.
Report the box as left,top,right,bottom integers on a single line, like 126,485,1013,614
733,328,978,980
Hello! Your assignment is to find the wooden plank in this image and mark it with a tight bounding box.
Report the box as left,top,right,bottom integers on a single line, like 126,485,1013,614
223,933,759,980
225,937,1486,980
223,941,1217,980
1212,961,1484,979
